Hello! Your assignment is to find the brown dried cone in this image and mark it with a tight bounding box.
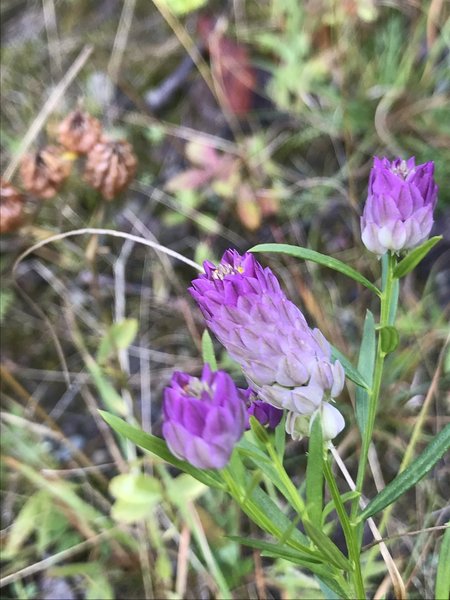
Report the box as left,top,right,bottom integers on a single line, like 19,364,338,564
84,139,137,200
58,109,102,154
20,146,72,199
0,179,25,233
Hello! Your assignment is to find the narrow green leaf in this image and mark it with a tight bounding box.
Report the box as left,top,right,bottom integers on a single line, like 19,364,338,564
246,485,310,549
227,535,322,565
435,524,450,600
237,438,295,505
304,520,352,571
86,355,127,416
355,310,376,437
4,491,46,557
201,329,217,370
322,491,360,525
275,411,286,458
250,415,270,444
379,325,399,354
306,415,324,527
389,278,399,325
250,243,381,297
360,424,450,521
331,346,370,390
318,579,342,600
228,537,351,598
97,318,138,364
99,411,224,490
393,236,442,279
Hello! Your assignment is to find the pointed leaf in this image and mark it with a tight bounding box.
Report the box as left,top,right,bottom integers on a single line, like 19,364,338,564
360,424,450,521
237,438,294,504
85,355,127,416
201,329,217,370
227,535,322,565
246,485,309,549
331,346,370,390
306,415,324,527
99,411,224,490
250,243,381,297
356,310,376,437
304,520,353,571
228,537,351,598
393,236,442,279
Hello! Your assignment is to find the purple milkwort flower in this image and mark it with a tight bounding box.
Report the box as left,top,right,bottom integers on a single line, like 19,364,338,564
361,157,438,255
244,388,284,429
162,364,247,469
189,250,345,438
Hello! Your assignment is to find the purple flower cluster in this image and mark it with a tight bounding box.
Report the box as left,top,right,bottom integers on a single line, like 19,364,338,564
162,249,346,468
189,250,345,418
361,157,438,255
161,155,439,470
162,365,247,469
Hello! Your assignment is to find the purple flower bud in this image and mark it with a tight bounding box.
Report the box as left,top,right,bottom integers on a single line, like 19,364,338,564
162,364,247,469
361,157,438,255
189,250,345,421
244,388,284,429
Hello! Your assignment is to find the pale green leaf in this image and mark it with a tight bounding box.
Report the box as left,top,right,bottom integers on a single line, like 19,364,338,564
111,498,157,523
435,524,450,600
356,310,376,437
306,415,324,527
201,329,217,370
393,236,442,279
97,318,138,364
109,473,162,503
160,0,208,16
167,473,208,504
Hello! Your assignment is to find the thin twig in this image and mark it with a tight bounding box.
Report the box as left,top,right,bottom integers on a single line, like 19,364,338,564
114,237,138,464
13,228,203,276
363,524,449,550
42,0,62,77
0,530,118,588
108,0,136,84
176,524,191,598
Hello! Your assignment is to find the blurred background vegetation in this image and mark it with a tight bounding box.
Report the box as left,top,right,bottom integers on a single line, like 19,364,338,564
1,0,449,598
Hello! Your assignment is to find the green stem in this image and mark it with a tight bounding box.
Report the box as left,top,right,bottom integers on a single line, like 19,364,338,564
351,253,396,521
324,455,365,599
265,443,308,519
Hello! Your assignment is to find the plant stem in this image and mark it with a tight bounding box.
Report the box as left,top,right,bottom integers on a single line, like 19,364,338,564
324,455,366,599
351,253,397,521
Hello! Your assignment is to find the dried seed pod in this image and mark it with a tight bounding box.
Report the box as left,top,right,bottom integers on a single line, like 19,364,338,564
0,179,25,233
20,146,72,199
58,109,102,154
84,138,137,200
